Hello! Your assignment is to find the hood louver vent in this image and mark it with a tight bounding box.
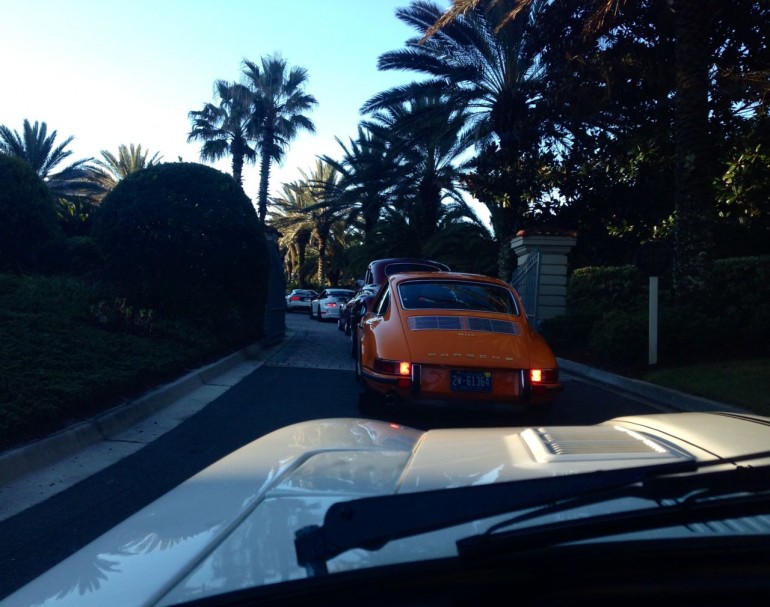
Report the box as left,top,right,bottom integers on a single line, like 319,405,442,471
522,426,685,463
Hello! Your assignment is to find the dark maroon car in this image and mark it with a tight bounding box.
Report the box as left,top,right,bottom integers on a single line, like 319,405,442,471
343,258,450,357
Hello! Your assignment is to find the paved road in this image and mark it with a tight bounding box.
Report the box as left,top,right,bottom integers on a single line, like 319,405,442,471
0,311,735,600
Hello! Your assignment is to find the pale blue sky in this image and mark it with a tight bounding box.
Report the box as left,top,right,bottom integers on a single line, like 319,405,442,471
1,0,454,204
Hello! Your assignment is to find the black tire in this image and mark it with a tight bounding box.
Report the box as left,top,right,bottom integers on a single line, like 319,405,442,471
356,351,382,415
355,345,363,383
350,323,357,358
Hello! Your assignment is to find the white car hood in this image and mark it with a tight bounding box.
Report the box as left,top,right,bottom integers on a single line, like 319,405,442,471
5,412,770,606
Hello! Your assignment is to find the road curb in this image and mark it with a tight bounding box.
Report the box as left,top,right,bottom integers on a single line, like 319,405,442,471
0,344,261,487
557,358,745,414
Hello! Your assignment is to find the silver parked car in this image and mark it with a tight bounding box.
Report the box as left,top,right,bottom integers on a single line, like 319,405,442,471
309,288,355,321
4,412,770,606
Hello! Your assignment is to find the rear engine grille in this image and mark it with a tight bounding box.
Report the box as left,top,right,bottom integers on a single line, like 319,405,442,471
408,316,522,336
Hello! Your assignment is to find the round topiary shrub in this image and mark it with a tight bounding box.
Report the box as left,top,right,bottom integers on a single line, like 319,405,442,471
92,162,269,340
0,153,63,272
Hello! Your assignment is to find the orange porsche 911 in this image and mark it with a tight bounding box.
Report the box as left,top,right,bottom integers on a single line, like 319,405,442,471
355,271,563,420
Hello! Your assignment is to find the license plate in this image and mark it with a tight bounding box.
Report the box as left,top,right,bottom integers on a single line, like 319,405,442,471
451,370,492,392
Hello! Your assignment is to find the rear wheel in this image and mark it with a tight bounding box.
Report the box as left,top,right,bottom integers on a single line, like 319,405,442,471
349,323,358,358
358,385,383,415
356,351,382,415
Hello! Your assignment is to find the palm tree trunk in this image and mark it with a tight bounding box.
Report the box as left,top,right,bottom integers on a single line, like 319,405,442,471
672,0,715,303
258,152,271,222
231,139,245,186
316,234,328,287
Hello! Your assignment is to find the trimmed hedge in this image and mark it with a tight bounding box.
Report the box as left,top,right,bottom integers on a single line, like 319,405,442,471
542,256,770,367
0,274,244,449
92,162,269,341
0,153,63,273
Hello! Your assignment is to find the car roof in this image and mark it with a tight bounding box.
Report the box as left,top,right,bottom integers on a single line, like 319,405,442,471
365,258,451,285
387,271,511,287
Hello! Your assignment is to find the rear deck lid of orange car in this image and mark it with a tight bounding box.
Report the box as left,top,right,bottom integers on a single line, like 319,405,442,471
401,313,531,366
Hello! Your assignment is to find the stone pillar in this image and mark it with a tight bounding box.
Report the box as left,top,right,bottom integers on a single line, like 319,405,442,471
510,228,577,322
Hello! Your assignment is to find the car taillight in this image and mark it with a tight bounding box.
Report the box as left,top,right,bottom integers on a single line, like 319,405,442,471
290,296,300,301
326,302,337,307
374,358,412,377
531,369,558,384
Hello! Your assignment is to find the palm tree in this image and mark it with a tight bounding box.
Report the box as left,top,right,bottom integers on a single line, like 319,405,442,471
271,160,349,286
90,144,163,193
363,95,477,244
368,0,543,161
188,80,255,186
0,119,96,200
321,126,402,243
363,0,544,277
271,181,316,287
426,0,716,299
241,54,318,222
303,161,349,286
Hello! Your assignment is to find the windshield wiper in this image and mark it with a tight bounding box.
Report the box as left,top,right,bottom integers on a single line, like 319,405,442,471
457,480,770,560
295,450,770,576
294,458,697,575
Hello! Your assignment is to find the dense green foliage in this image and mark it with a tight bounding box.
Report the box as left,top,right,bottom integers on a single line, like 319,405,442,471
0,163,273,452
543,256,770,367
0,153,63,273
93,162,269,340
0,274,248,450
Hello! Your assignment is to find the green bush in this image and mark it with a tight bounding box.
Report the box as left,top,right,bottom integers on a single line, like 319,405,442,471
540,312,595,352
548,256,770,368
0,273,242,449
63,236,102,276
658,305,724,363
0,153,63,272
708,257,770,352
589,310,648,366
92,162,269,340
566,265,650,320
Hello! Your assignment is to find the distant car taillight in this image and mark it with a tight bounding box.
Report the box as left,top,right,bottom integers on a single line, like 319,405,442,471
290,296,301,301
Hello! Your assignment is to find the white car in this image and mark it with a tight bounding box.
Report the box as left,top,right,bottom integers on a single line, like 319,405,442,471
309,288,355,321
4,412,770,606
285,289,317,312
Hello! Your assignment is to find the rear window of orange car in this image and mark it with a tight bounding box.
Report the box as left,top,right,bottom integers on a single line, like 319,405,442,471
398,281,519,315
